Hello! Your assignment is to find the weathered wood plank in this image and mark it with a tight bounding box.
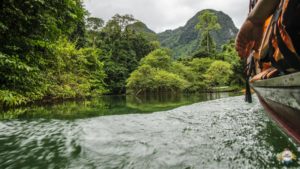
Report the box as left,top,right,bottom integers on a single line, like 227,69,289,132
252,72,300,88
253,87,300,110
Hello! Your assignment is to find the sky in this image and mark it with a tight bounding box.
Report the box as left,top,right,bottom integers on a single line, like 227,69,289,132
84,0,248,33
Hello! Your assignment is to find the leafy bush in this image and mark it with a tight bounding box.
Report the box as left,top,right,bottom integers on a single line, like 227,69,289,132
0,90,28,108
170,62,195,83
140,49,172,70
204,60,233,87
126,49,189,94
0,38,107,108
45,38,107,99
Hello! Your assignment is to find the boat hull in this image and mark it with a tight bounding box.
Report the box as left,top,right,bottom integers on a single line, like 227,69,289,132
252,72,300,144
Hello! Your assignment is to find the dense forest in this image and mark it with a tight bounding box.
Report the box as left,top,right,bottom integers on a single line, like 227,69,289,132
0,1,243,108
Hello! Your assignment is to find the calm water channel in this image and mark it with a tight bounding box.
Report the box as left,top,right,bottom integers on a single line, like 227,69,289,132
0,93,299,169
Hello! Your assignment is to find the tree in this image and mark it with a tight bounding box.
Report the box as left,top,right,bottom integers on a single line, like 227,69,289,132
126,49,190,95
97,14,154,94
184,58,215,91
170,62,195,83
189,58,215,75
112,14,136,31
204,61,233,86
86,17,104,48
126,65,156,94
195,11,221,53
86,17,104,32
199,32,217,54
220,39,245,85
140,49,172,70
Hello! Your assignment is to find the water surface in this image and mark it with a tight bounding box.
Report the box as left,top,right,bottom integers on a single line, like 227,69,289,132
0,93,299,169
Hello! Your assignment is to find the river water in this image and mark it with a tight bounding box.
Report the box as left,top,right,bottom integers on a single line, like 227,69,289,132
0,93,299,169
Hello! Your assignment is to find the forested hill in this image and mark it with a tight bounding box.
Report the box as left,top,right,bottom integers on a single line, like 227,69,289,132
120,9,238,58
127,21,158,41
158,9,239,58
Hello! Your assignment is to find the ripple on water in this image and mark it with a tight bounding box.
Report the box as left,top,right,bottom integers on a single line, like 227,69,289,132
0,96,299,169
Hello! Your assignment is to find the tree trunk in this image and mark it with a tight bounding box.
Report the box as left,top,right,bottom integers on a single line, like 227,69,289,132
207,32,209,53
93,36,96,48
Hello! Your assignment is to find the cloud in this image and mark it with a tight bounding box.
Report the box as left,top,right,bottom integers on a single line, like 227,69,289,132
84,0,248,33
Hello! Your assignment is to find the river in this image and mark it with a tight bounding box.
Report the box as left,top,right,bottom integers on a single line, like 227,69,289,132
0,93,299,169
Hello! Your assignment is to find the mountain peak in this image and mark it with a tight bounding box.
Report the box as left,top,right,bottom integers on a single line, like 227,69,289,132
127,21,158,41
158,9,238,58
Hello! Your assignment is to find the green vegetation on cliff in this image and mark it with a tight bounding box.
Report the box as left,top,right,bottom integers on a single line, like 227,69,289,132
158,9,238,58
127,21,158,41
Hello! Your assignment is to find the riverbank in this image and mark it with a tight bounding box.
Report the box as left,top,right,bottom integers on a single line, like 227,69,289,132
0,87,242,112
0,92,241,120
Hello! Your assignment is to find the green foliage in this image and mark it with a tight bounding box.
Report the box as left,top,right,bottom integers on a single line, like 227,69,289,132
112,14,136,30
140,49,172,69
126,49,189,94
126,46,240,94
195,11,221,54
189,58,215,75
127,21,158,41
220,40,240,63
183,58,214,92
0,90,28,108
195,11,221,33
0,1,243,109
0,0,86,56
149,41,161,50
170,62,195,83
0,0,104,108
153,69,189,91
219,39,244,86
86,17,104,32
126,65,156,92
0,37,107,108
92,15,155,94
158,10,238,59
0,52,45,105
0,53,43,92
192,49,211,59
45,38,107,99
199,32,217,54
204,61,233,87
86,17,104,47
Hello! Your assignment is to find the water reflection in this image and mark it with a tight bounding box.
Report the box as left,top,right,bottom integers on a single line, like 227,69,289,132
0,92,239,120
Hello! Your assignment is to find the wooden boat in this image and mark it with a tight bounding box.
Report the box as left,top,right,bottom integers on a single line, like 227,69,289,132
251,72,300,144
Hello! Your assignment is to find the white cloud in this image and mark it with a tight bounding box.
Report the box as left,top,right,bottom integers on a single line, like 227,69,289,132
84,0,248,33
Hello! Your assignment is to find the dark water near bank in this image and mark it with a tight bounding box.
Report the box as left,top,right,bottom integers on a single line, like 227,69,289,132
0,93,299,169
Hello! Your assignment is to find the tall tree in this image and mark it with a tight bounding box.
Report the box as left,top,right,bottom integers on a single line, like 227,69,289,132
86,17,104,47
86,17,105,32
204,60,233,86
220,39,244,86
112,14,136,31
96,14,154,94
195,11,221,53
